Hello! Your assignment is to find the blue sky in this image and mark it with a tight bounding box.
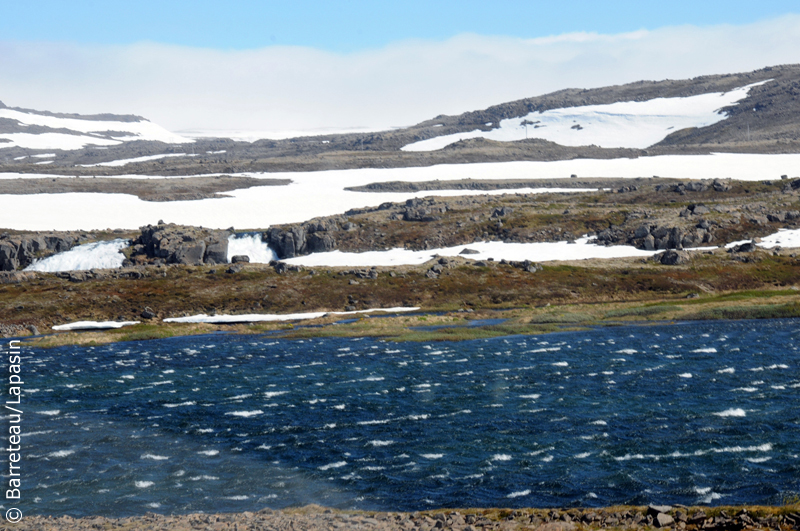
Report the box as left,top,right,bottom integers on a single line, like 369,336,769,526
3,0,799,52
2,2,800,132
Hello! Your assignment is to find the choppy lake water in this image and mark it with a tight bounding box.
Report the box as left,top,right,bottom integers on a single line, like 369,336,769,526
15,319,800,516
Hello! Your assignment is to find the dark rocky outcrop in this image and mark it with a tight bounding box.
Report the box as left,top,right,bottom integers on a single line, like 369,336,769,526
131,222,230,265
267,219,338,259
0,231,81,271
657,250,690,265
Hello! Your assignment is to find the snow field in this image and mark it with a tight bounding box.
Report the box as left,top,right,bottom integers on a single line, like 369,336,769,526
2,153,800,232
402,81,770,151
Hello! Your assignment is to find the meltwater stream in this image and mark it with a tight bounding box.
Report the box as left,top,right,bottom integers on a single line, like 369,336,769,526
17,319,800,517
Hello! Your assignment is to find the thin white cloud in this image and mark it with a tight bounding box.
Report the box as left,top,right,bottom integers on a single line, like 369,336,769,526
1,15,800,135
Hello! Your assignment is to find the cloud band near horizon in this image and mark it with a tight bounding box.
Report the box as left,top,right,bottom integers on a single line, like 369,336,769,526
2,15,800,135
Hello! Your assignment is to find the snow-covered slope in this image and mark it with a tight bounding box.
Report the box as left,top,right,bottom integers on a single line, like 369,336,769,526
0,106,192,150
402,81,770,151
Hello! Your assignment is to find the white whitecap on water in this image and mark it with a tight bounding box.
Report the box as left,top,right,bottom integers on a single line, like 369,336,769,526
575,452,592,458
401,81,769,151
25,239,129,272
492,454,513,461
134,481,155,488
368,440,394,447
225,410,263,417
263,391,288,398
39,410,60,416
318,461,347,471
679,373,693,378
506,489,531,498
692,348,718,353
48,449,75,458
746,456,772,463
420,453,444,459
197,450,219,456
163,401,196,408
713,408,747,417
616,349,638,354
717,367,736,374
227,234,278,263
141,454,169,460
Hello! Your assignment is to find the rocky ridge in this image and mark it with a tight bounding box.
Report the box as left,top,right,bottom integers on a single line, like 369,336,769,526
0,231,85,271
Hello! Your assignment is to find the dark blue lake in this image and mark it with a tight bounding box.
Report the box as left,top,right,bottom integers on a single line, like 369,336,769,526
12,319,800,517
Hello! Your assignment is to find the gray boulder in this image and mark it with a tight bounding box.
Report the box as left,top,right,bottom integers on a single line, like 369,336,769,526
204,240,229,264
634,224,651,238
231,255,250,263
173,242,206,265
0,242,18,271
659,250,689,265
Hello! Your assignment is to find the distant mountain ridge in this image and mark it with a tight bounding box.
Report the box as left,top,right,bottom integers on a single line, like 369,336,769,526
2,64,800,175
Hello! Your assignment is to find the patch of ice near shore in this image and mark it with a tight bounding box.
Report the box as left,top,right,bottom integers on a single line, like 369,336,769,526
283,237,658,267
52,321,141,331
227,234,278,263
3,153,800,231
163,307,419,324
24,239,129,272
402,81,769,151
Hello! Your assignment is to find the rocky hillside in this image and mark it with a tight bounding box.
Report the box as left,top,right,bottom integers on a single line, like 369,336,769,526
3,64,800,176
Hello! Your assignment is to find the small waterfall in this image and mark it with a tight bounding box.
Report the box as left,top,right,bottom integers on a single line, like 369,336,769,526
25,239,129,272
227,233,278,263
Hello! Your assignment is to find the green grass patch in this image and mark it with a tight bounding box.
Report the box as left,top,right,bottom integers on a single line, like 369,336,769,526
603,305,683,319
685,302,800,321
117,324,176,343
528,312,594,324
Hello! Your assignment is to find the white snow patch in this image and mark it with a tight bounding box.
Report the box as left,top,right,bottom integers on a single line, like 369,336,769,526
52,320,140,331
402,81,769,151
4,153,800,231
163,307,418,324
0,107,192,149
25,239,128,272
755,228,800,249
284,236,658,267
0,132,121,150
80,153,194,167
